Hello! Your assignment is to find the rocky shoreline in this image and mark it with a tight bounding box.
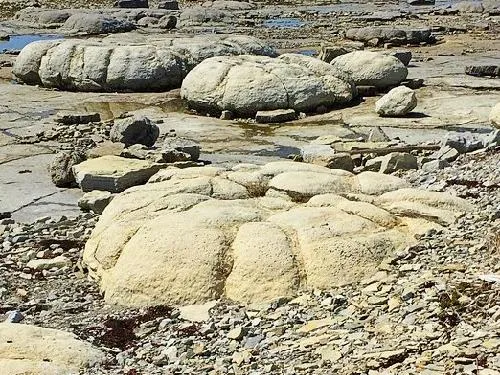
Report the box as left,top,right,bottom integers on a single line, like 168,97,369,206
0,0,499,374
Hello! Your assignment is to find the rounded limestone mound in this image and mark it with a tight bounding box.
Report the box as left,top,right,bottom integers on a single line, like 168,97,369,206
82,161,474,307
12,35,277,92
180,53,357,116
0,323,105,374
331,50,408,89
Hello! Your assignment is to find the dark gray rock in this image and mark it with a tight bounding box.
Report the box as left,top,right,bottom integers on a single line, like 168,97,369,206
379,152,418,173
318,46,350,63
465,65,500,77
391,51,412,66
441,133,483,154
54,112,101,125
255,109,297,124
158,0,179,10
110,115,160,147
161,138,201,161
346,27,433,46
408,0,435,5
49,151,86,187
158,15,177,29
60,14,136,35
115,0,149,8
432,145,460,162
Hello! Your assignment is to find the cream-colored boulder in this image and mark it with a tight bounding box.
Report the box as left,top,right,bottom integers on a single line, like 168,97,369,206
0,323,105,375
73,155,164,193
180,54,356,115
13,35,276,91
82,162,474,306
331,51,408,89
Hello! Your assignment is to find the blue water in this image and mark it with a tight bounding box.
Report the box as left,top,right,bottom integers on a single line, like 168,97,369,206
297,49,317,57
263,18,305,29
0,34,63,53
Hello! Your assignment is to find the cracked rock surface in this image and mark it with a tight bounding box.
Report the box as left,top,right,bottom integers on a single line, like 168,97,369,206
180,54,356,116
83,161,473,307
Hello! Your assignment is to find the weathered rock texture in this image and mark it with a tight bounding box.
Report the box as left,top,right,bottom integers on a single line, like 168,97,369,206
12,35,277,92
82,161,473,307
181,54,356,115
490,102,500,128
346,27,433,46
0,323,105,374
331,51,408,89
60,13,136,35
375,86,417,116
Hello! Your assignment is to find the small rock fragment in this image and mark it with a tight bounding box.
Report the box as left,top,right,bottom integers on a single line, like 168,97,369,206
255,109,297,124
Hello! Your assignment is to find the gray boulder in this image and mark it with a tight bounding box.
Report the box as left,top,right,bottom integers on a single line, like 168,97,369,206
180,6,227,26
14,8,75,24
60,14,136,35
13,35,276,92
375,86,417,117
49,151,86,187
452,1,484,13
331,51,408,89
158,0,179,10
161,138,201,162
345,27,433,46
181,54,356,116
379,152,418,174
110,115,160,147
158,15,177,29
391,50,412,66
78,191,115,214
441,133,483,154
115,0,149,8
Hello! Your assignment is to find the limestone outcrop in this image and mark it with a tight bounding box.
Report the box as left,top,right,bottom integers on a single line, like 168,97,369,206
331,51,408,89
12,35,277,92
0,323,105,374
82,161,473,307
180,54,356,115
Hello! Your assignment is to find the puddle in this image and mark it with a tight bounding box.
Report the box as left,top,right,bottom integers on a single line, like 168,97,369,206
263,18,305,29
297,49,318,57
0,34,63,53
76,98,186,121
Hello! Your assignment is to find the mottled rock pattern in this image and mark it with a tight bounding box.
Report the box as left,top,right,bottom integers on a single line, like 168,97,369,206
12,36,277,92
82,161,473,307
181,54,356,116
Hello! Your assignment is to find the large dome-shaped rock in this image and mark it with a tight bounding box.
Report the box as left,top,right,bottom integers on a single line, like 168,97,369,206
331,51,408,89
60,14,136,35
180,54,356,116
82,161,473,307
12,35,276,91
0,323,105,374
